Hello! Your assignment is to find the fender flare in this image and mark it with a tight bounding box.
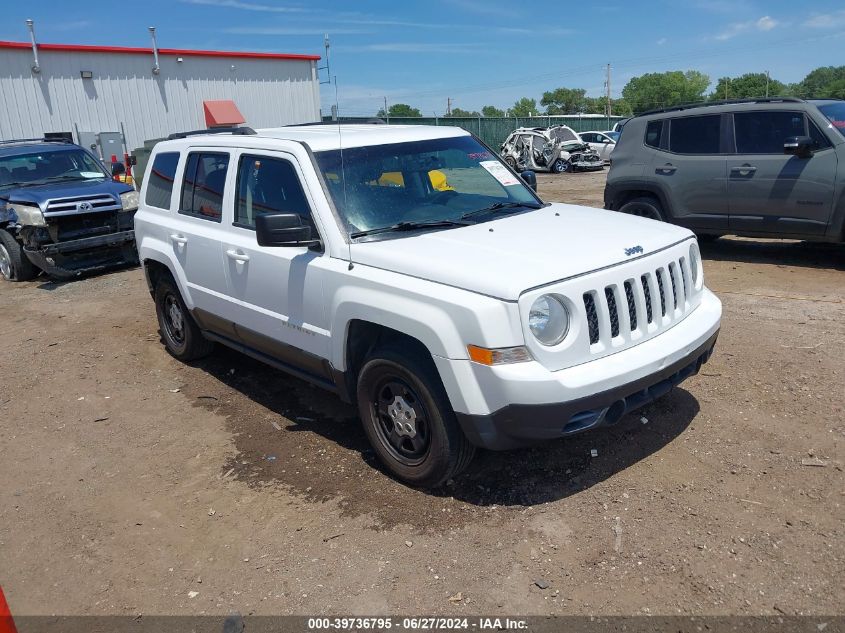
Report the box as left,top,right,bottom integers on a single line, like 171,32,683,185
138,239,196,310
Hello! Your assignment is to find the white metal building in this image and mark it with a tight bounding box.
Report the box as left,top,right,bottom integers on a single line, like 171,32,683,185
0,39,322,152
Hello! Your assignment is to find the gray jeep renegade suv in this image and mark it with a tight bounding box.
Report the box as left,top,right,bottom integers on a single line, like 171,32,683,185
604,98,845,242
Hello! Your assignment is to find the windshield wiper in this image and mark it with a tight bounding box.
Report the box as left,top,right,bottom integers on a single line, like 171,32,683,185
351,219,472,239
460,200,546,221
34,175,96,184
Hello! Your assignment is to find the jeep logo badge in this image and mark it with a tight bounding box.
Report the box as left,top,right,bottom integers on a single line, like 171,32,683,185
76,201,93,212
624,245,644,256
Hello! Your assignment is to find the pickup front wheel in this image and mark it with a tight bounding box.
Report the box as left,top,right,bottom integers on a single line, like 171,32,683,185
357,346,475,488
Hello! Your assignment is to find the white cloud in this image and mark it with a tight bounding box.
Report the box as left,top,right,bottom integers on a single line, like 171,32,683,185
225,26,370,35
337,42,483,54
656,37,667,45
714,15,779,40
804,10,845,29
180,0,307,12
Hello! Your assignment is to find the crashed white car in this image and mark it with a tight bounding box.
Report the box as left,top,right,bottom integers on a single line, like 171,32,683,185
501,126,603,173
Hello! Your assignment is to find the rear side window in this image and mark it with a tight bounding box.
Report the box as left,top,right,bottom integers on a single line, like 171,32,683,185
734,111,805,154
644,120,663,148
235,155,313,229
669,115,721,154
145,152,179,209
179,152,229,222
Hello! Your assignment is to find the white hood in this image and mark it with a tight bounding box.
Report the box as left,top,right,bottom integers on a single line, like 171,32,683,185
350,203,694,301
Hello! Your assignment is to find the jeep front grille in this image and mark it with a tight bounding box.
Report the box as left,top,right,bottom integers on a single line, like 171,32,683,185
44,194,121,217
581,253,696,350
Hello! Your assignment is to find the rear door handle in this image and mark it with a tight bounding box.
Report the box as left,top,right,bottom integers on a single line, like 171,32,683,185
731,164,757,174
169,234,188,245
655,163,676,174
226,250,250,263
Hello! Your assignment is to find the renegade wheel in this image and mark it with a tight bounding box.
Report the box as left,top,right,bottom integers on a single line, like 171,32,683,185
552,158,571,173
154,275,214,361
618,196,664,222
0,230,38,282
356,346,475,487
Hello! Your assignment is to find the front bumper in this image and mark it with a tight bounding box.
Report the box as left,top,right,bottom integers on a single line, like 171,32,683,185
24,230,137,278
441,288,721,450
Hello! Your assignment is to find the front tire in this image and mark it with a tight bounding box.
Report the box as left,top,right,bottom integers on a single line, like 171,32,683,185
618,196,664,222
154,275,214,361
356,346,475,487
0,229,38,282
552,158,571,173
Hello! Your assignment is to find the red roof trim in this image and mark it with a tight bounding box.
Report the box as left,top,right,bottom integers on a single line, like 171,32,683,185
0,40,320,61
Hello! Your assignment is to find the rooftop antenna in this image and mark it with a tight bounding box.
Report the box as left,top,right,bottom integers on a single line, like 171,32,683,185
318,34,331,85
149,27,161,75
25,19,40,74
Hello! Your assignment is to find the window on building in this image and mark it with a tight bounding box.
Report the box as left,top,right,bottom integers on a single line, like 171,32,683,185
179,152,229,222
235,155,313,229
145,152,180,209
669,115,721,154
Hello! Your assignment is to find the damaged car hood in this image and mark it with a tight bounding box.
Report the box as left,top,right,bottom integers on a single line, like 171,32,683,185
350,203,695,301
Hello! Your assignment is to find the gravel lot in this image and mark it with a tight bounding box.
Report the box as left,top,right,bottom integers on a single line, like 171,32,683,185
1,169,843,617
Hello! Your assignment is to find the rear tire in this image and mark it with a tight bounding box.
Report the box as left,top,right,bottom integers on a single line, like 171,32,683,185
154,275,214,361
356,345,475,487
0,229,38,282
618,196,664,222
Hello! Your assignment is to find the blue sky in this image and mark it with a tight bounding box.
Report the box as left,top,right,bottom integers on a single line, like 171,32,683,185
3,0,845,116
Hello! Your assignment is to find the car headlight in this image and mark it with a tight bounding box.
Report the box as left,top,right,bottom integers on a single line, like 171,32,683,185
529,294,570,346
689,242,703,288
9,203,46,227
120,190,140,212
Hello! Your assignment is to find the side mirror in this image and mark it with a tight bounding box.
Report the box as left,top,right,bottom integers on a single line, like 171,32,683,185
520,169,537,193
111,162,126,177
255,212,316,247
784,136,814,159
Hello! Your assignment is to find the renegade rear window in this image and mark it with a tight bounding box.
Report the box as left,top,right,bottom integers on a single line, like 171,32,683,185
179,152,229,222
669,115,721,154
644,120,662,148
145,152,179,209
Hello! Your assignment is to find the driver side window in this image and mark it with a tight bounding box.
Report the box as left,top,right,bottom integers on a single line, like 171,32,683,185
234,155,314,230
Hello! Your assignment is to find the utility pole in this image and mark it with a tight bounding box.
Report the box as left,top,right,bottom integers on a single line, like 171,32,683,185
384,96,389,123
606,63,612,119
447,97,452,117
765,70,770,97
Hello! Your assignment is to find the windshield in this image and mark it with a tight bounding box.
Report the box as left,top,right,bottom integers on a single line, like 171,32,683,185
605,131,621,142
548,126,579,143
816,102,845,139
0,148,107,190
314,135,540,238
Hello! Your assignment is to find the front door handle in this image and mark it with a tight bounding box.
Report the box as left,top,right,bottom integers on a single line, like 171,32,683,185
226,250,250,263
169,234,188,245
655,163,677,174
731,164,757,174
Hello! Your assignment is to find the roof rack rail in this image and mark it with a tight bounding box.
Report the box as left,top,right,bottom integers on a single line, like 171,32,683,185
0,137,74,146
290,118,387,127
167,126,257,140
639,96,805,117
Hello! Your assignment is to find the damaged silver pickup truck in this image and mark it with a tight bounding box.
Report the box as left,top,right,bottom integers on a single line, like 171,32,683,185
0,138,139,281
501,126,604,173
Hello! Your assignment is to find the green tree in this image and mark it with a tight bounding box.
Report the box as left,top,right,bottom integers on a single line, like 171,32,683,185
541,87,588,114
709,73,788,100
822,79,845,99
510,97,538,117
376,103,422,118
622,70,710,114
446,107,481,117
794,66,845,98
481,105,505,117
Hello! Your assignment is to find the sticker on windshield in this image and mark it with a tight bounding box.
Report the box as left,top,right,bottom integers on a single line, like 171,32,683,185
80,171,104,179
479,160,519,186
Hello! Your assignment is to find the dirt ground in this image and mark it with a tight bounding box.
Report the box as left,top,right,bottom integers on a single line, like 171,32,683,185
1,169,843,618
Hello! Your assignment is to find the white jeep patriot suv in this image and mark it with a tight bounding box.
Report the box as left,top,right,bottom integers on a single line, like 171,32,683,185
134,123,721,487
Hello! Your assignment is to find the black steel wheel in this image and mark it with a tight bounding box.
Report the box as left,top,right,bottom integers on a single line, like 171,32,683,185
356,345,475,487
154,275,214,361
